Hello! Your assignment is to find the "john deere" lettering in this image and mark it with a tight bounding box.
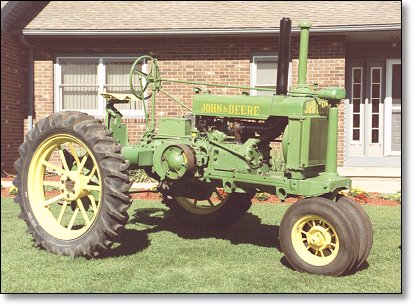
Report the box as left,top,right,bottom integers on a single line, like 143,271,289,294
201,103,260,116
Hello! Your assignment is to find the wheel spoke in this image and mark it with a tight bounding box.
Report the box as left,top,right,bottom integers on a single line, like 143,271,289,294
134,69,148,77
319,250,324,257
88,195,98,213
42,160,65,175
43,194,64,207
67,142,81,166
67,207,79,230
57,200,68,224
87,165,97,181
78,155,88,174
86,184,101,191
193,199,197,206
207,198,215,207
215,189,224,201
77,199,90,225
138,76,144,95
314,249,319,256
58,147,70,171
43,180,61,187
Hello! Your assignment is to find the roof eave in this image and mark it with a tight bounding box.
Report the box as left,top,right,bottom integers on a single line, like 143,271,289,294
22,24,401,36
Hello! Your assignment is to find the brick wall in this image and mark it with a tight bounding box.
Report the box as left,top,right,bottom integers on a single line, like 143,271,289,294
1,31,28,174
21,34,345,172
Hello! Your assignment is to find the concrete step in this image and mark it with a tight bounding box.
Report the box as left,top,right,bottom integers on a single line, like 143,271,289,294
338,167,401,193
338,167,401,178
349,177,401,194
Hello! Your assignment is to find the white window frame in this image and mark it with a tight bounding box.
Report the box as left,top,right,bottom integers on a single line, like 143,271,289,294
369,66,383,145
350,67,364,145
384,58,401,156
250,55,292,96
54,56,145,118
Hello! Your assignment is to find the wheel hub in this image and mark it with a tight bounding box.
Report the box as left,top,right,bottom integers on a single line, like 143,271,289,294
60,172,86,201
307,226,331,250
160,144,196,180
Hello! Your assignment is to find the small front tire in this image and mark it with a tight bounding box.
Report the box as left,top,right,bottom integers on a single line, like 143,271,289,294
337,195,373,269
279,197,359,276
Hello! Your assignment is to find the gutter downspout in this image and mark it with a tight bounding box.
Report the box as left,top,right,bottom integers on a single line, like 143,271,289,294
19,33,34,131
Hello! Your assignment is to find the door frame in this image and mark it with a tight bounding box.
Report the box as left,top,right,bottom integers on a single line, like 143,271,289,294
384,58,401,156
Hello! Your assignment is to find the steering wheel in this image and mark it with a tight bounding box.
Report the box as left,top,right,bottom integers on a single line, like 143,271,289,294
129,55,161,100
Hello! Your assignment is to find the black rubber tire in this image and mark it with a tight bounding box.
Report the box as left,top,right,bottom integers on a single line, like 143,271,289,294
162,192,253,229
13,111,132,257
336,195,373,269
279,197,359,276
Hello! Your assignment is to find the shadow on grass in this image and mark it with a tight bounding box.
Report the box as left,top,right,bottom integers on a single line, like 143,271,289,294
134,207,280,250
97,207,371,275
104,207,281,258
100,228,151,258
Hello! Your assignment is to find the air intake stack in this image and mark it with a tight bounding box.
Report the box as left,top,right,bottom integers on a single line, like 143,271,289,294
297,21,312,87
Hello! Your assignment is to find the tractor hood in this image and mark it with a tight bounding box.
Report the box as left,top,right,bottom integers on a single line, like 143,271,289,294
192,93,328,119
192,94,276,120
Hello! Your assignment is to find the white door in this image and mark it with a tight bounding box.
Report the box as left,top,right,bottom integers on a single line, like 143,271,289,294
346,61,385,164
384,59,401,155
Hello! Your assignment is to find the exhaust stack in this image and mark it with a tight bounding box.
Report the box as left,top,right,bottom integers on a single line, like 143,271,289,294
276,17,292,95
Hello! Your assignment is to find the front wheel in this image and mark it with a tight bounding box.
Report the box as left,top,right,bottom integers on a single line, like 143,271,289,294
336,195,373,269
13,111,132,257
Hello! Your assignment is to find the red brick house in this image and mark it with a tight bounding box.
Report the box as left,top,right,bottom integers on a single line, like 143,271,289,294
1,1,401,183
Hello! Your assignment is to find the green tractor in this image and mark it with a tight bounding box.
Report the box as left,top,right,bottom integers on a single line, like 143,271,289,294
14,18,372,276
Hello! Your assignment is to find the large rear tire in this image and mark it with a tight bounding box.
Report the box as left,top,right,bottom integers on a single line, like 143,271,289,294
13,111,132,257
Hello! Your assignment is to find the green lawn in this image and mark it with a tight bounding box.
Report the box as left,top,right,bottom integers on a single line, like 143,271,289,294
1,197,401,293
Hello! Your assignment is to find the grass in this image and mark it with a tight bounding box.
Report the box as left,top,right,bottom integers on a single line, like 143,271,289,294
1,197,401,293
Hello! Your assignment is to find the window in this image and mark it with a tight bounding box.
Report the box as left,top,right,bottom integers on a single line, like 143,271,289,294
370,67,382,144
250,55,292,96
54,56,144,117
351,67,363,142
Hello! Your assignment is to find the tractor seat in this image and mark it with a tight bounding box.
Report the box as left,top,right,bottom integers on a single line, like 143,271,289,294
100,93,138,104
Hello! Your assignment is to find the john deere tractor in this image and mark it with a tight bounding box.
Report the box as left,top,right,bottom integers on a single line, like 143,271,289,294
14,18,372,276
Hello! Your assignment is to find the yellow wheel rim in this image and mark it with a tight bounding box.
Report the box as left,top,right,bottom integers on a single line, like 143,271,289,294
27,134,102,240
291,215,339,266
175,188,229,215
